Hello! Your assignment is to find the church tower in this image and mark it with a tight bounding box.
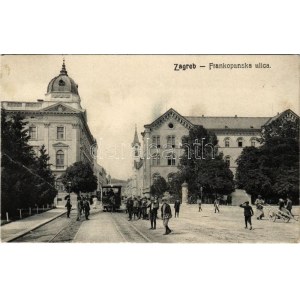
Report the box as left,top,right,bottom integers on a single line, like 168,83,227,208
132,124,141,162
131,125,143,197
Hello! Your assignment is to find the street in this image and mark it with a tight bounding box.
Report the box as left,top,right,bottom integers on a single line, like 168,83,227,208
11,204,300,243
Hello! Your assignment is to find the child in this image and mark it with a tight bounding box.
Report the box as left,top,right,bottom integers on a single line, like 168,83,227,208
239,201,254,230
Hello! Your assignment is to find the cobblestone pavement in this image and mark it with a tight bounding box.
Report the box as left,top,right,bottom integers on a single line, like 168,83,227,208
9,204,300,243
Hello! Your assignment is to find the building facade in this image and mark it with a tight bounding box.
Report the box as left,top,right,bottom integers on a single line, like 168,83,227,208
131,108,298,197
1,61,105,205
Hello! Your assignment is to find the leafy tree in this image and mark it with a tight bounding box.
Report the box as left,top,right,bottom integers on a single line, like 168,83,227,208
34,145,57,206
178,125,234,198
168,172,182,198
236,120,299,202
61,161,97,195
150,176,168,198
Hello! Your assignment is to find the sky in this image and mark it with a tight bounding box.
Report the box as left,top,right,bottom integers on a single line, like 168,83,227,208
1,55,299,180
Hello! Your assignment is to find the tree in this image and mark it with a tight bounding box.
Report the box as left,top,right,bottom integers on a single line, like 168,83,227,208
150,176,168,198
34,145,57,206
168,172,182,198
61,161,97,195
1,109,38,216
178,125,235,199
236,121,299,201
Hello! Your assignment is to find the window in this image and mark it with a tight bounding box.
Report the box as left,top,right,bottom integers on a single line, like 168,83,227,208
167,135,175,148
167,152,176,166
152,153,160,166
224,138,230,147
225,156,231,167
152,136,160,148
59,79,65,86
168,122,174,129
56,150,64,168
29,126,37,139
57,126,64,140
237,138,243,147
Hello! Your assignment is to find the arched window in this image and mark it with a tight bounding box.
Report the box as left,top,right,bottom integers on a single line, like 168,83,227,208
225,156,231,167
56,150,64,168
237,137,243,148
224,137,230,147
152,153,160,166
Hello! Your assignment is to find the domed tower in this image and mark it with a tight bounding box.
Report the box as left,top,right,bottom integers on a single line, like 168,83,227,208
45,59,81,108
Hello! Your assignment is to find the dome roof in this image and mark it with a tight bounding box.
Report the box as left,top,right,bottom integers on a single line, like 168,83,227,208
47,61,79,95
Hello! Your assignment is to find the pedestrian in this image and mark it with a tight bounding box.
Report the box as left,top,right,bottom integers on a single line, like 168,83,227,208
161,199,172,235
197,196,202,212
93,195,98,209
84,198,90,220
285,196,294,217
65,197,72,218
239,201,254,230
255,195,265,220
148,198,159,229
127,197,134,221
214,197,220,213
76,196,81,221
133,197,139,219
142,198,148,219
174,199,181,218
80,197,84,215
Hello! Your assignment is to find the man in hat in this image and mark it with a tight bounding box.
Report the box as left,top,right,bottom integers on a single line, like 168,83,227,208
65,196,72,218
239,201,254,230
161,199,172,235
148,198,159,229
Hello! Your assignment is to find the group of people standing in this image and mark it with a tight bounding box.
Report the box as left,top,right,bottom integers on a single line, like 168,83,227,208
125,197,181,235
64,195,91,221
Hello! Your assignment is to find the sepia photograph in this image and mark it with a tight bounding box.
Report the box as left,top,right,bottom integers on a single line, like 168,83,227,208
1,55,299,243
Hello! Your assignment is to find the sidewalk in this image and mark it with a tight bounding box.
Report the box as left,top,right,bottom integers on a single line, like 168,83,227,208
1,208,66,243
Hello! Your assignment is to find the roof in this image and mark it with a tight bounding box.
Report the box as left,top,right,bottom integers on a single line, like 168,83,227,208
185,116,271,130
144,108,272,131
47,61,79,95
263,109,299,126
132,125,141,146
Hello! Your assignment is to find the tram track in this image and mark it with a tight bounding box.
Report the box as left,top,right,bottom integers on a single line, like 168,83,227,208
110,212,152,243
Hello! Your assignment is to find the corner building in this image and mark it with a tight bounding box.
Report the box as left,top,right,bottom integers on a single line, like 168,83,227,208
1,62,100,205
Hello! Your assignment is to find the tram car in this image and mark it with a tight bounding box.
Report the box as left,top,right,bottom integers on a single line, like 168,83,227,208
101,185,122,212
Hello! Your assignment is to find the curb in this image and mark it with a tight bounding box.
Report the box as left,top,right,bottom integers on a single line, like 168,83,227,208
1,210,67,243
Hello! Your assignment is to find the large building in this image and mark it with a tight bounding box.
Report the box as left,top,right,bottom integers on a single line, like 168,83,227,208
1,61,106,205
130,107,299,197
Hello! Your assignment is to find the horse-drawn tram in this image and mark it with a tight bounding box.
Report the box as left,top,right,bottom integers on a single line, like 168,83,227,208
100,185,122,212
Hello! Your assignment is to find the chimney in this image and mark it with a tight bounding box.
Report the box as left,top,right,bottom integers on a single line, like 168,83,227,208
234,115,237,118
